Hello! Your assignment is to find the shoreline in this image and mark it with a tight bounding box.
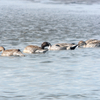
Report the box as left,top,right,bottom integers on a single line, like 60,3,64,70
29,0,100,4
52,0,100,4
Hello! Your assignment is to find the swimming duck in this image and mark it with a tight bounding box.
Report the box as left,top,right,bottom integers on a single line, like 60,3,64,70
23,42,50,53
78,39,100,48
48,43,77,50
0,46,25,56
85,39,99,44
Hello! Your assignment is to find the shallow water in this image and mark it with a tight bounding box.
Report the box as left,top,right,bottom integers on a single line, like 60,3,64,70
0,0,100,100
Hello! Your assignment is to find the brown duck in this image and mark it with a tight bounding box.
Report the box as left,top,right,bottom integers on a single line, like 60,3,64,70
0,46,25,56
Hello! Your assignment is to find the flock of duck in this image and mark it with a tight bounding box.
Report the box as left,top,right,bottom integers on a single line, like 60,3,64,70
0,39,100,57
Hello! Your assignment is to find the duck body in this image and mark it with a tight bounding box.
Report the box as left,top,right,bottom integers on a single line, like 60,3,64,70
48,44,66,50
78,39,100,48
0,46,25,56
23,42,50,54
48,43,77,50
23,45,47,53
85,39,98,44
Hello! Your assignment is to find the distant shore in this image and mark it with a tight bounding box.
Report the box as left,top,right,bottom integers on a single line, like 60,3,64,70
31,0,100,4
53,0,100,4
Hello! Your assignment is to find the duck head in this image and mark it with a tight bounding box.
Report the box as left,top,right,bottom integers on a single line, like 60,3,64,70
0,46,5,52
41,42,51,49
78,41,86,48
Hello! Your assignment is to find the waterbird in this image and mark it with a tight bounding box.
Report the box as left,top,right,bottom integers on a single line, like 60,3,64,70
0,46,25,56
23,42,50,53
48,42,77,50
78,39,100,48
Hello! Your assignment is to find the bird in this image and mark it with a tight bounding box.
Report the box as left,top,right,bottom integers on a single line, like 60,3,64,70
48,42,77,50
78,39,100,48
23,42,50,53
0,46,25,56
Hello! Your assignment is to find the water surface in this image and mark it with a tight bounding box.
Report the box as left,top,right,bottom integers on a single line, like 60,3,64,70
0,0,100,100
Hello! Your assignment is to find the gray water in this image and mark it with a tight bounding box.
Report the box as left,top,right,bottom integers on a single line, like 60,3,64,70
0,0,100,100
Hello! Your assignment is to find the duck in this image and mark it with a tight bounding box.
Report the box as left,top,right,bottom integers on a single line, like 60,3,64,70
48,42,77,50
78,39,100,48
23,42,50,53
0,46,25,56
85,39,99,44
